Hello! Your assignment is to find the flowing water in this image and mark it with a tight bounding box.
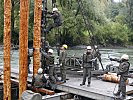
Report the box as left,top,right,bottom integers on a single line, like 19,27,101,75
0,48,133,71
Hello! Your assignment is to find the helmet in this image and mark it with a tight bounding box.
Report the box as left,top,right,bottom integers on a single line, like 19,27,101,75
94,45,98,49
121,54,129,60
48,49,53,54
63,44,68,49
87,46,91,50
41,37,45,40
53,8,58,12
38,68,43,74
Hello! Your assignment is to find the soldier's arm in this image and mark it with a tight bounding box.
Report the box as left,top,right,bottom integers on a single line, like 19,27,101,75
42,75,47,83
31,77,35,86
110,58,121,63
41,50,50,59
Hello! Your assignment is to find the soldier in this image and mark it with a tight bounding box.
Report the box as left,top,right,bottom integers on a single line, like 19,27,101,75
31,68,47,88
92,45,101,70
59,44,68,83
45,7,62,33
41,49,60,84
110,54,130,99
80,46,94,87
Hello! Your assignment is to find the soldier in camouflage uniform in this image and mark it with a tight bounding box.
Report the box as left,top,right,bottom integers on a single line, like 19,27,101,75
110,54,130,99
80,46,94,87
59,44,68,83
41,49,59,84
31,68,47,88
92,45,101,70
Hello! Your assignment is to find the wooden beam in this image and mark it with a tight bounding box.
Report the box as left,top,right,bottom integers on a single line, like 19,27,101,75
33,0,42,75
3,0,11,99
19,0,29,99
28,86,55,95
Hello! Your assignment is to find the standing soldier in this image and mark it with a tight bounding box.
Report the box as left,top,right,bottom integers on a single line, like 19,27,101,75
110,54,130,99
92,45,101,70
59,44,67,83
41,49,59,84
80,46,94,87
45,7,62,33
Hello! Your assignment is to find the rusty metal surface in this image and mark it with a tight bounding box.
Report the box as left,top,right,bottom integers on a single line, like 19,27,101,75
19,0,29,98
3,0,11,99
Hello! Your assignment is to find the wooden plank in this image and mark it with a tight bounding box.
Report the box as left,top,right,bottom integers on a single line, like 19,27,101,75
19,0,29,99
29,86,55,95
33,0,42,75
3,0,11,99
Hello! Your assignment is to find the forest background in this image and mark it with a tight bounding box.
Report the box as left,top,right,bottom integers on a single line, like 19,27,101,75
0,0,133,47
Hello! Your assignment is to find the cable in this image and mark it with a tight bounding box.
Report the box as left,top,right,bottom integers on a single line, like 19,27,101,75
76,0,104,71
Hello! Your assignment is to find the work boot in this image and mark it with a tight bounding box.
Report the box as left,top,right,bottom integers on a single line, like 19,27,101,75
80,83,85,86
114,91,120,96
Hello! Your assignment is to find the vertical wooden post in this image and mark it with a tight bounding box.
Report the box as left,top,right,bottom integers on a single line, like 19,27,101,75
3,0,11,99
19,0,29,99
33,0,42,75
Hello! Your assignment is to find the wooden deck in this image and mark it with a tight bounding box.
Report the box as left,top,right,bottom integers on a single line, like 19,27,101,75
1,67,133,100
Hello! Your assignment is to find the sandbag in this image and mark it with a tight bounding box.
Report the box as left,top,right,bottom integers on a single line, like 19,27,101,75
21,90,42,100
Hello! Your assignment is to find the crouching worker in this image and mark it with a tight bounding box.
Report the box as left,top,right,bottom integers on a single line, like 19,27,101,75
110,54,130,99
31,68,47,88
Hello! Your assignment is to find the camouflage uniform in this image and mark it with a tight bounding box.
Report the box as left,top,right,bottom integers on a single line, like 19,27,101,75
92,49,101,70
32,73,47,88
110,58,130,98
81,53,93,85
59,50,67,82
45,11,62,33
42,51,59,84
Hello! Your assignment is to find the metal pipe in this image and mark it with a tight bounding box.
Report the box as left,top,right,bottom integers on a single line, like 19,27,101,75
19,0,29,99
33,0,42,75
3,0,11,99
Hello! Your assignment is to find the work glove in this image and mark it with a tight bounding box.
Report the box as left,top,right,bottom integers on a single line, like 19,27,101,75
60,63,62,66
92,59,95,62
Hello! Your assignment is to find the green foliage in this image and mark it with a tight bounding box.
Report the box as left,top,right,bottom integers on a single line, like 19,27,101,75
94,22,130,46
0,0,133,46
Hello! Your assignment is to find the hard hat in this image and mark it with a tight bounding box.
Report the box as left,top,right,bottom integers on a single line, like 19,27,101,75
41,37,45,40
53,8,58,12
121,54,129,60
87,46,91,50
94,45,98,49
63,44,68,49
48,49,53,54
38,68,43,74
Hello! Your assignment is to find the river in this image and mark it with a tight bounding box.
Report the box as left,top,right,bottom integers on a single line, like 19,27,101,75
0,48,133,71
